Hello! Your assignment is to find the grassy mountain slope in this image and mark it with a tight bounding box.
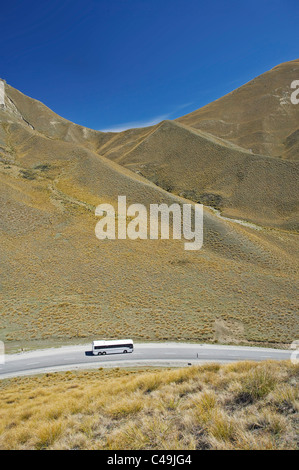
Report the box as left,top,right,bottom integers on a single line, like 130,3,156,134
4,70,299,230
0,70,298,351
97,119,298,230
177,59,299,159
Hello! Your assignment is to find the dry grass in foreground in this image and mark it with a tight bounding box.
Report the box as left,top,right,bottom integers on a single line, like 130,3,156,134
0,361,298,450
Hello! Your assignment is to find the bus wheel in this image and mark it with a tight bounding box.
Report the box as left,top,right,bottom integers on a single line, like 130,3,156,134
102,352,106,355
123,350,127,353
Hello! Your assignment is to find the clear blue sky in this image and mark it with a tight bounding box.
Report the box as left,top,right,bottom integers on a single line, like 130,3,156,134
1,0,298,131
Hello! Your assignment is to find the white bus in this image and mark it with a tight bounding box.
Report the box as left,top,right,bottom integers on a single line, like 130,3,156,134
92,339,134,356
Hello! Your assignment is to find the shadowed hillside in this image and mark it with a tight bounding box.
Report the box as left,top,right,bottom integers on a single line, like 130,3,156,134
97,120,298,230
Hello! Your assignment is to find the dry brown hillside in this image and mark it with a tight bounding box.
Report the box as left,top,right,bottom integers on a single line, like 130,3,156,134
0,69,298,351
93,61,299,230
177,59,299,159
3,69,299,230
98,120,298,230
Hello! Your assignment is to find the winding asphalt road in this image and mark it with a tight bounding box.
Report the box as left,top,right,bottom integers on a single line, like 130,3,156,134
0,343,293,379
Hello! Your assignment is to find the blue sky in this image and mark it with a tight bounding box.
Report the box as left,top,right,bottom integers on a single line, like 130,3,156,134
1,0,298,131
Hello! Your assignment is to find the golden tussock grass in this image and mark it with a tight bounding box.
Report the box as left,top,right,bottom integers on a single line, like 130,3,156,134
0,361,298,450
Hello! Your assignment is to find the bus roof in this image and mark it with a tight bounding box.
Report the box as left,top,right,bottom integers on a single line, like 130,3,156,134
92,339,133,346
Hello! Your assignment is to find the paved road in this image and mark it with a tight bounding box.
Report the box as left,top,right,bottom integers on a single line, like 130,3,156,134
0,343,293,379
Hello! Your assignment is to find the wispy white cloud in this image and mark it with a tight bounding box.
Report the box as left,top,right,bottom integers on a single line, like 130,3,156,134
100,114,170,133
99,102,194,133
174,102,194,112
